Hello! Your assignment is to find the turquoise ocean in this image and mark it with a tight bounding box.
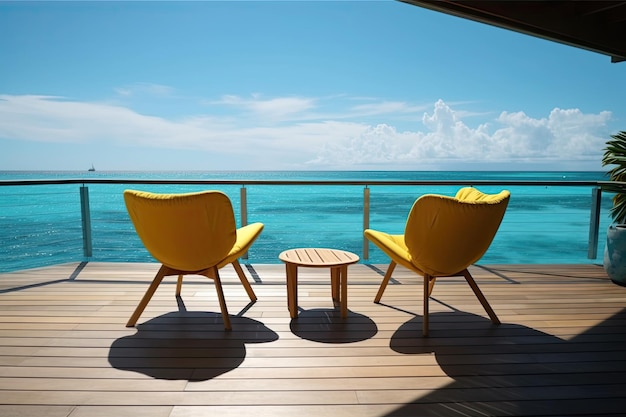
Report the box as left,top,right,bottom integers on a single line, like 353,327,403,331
0,171,613,273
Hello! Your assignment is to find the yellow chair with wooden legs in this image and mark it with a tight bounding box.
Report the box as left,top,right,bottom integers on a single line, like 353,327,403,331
123,189,264,330
365,187,510,336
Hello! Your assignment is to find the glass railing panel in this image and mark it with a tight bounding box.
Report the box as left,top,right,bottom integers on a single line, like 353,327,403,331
86,183,245,263
250,184,365,262
491,185,613,264
367,184,614,264
0,178,615,273
0,184,83,270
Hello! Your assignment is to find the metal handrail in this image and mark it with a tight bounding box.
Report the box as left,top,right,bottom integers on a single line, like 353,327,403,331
0,178,611,187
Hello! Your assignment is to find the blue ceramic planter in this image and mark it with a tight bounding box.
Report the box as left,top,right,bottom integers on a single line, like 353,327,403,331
603,225,626,286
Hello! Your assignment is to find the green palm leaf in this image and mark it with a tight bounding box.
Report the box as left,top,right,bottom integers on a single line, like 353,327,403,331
602,131,626,224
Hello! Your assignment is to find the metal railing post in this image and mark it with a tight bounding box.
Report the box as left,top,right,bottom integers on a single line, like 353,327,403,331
240,185,248,227
363,186,370,260
80,185,93,258
588,187,602,259
240,185,249,259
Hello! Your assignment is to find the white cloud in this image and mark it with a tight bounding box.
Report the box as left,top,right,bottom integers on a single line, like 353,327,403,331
0,94,214,148
215,94,317,121
311,99,612,169
114,83,176,98
489,107,612,161
350,101,429,116
0,94,613,170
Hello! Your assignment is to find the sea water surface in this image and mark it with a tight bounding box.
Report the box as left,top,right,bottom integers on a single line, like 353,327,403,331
0,170,612,273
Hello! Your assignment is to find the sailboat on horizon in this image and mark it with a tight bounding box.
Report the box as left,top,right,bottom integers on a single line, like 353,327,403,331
88,164,95,172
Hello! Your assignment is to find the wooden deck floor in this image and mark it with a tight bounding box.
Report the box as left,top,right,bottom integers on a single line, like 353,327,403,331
0,261,625,417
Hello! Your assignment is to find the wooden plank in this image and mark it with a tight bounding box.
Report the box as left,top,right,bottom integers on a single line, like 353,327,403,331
0,262,625,417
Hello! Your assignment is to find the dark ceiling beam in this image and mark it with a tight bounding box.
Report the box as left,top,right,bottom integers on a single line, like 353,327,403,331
400,0,626,63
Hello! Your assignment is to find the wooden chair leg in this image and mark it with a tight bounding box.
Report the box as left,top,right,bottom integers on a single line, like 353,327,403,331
423,274,430,337
374,261,397,303
211,267,231,331
232,260,257,301
127,264,168,327
176,274,183,296
428,276,437,296
462,269,500,325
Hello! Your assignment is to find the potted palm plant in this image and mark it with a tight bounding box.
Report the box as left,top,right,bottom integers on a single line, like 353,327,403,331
602,130,626,286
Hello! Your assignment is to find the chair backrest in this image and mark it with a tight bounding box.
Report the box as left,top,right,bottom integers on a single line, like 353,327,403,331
124,190,237,271
404,187,510,276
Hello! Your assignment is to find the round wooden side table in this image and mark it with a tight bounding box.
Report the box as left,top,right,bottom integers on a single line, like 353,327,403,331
279,248,360,319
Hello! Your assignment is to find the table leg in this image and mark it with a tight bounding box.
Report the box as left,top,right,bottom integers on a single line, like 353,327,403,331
331,267,340,303
340,265,348,318
286,263,298,319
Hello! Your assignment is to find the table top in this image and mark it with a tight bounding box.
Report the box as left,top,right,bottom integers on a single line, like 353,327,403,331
278,248,360,267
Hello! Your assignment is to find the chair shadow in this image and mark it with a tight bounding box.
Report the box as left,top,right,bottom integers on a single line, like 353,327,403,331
384,309,626,416
290,308,378,343
108,311,278,381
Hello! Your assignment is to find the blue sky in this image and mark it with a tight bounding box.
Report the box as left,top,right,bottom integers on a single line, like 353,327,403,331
0,0,624,171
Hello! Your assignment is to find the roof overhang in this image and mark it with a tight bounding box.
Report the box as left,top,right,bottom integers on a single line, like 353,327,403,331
400,1,626,63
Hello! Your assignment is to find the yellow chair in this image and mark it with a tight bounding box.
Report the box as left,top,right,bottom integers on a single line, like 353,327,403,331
123,189,264,330
365,187,510,336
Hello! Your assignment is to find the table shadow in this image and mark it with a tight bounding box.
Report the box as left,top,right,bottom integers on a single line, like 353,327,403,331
290,308,377,343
